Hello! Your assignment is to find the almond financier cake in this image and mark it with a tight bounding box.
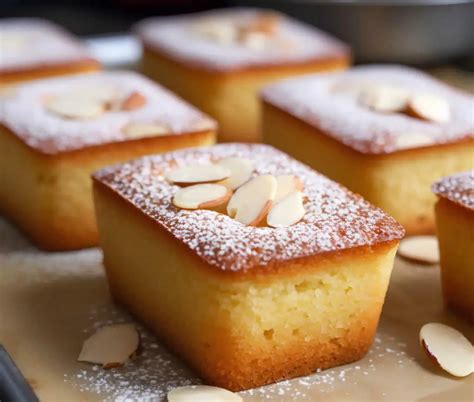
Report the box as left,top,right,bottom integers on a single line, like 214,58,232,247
262,65,474,235
0,18,100,84
134,8,350,142
93,143,404,391
0,71,216,250
432,171,474,321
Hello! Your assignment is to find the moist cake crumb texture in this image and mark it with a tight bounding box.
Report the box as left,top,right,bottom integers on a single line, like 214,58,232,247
261,65,474,154
134,8,349,72
94,144,404,272
0,18,93,72
0,71,216,154
432,170,474,210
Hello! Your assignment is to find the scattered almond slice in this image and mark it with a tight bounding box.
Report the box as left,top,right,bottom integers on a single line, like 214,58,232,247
69,86,118,103
217,157,254,190
45,95,104,120
194,20,237,44
78,324,139,369
398,235,439,265
227,175,277,226
420,323,474,377
407,94,450,123
172,184,231,210
241,31,269,50
393,132,434,151
122,122,170,139
359,85,410,113
246,13,280,35
274,175,304,203
267,191,305,228
167,385,242,402
166,163,230,185
120,91,146,111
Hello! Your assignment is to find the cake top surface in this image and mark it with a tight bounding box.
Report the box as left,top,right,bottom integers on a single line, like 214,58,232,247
0,71,216,154
94,144,404,273
0,18,95,73
432,171,474,211
261,65,474,154
134,8,349,72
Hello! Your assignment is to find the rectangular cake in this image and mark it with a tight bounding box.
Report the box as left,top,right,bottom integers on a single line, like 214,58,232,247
93,143,404,391
134,8,350,142
0,71,216,250
261,65,474,235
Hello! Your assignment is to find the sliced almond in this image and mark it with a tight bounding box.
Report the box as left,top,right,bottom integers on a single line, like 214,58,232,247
167,385,242,402
194,20,237,45
69,86,118,103
393,132,434,151
241,31,269,50
359,85,410,113
246,13,280,35
122,122,170,139
78,324,139,368
274,175,304,203
217,157,254,190
398,235,439,265
407,94,450,123
172,183,231,210
420,323,474,377
166,163,230,185
120,91,146,111
227,175,277,226
267,191,305,228
45,95,104,120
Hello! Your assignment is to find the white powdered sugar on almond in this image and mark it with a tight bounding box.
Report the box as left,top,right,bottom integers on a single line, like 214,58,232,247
0,71,216,154
432,170,474,210
261,65,474,154
134,8,349,72
94,144,404,272
0,18,94,72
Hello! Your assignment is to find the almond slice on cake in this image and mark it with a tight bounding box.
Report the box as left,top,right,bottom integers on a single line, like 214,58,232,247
78,324,139,369
407,94,450,123
274,175,304,203
393,133,434,151
122,122,170,138
166,163,231,185
398,235,439,265
172,184,232,210
217,157,254,190
167,385,242,402
420,323,474,377
359,85,410,113
267,191,306,228
120,91,146,111
227,175,277,226
45,94,105,119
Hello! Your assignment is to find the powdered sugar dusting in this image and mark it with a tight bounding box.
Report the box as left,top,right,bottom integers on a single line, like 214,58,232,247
135,8,349,72
0,18,95,72
0,71,216,154
432,170,474,211
261,65,474,154
94,144,404,272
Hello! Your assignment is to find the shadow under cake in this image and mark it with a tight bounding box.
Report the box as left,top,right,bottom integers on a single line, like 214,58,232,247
262,65,474,235
433,171,474,321
134,8,350,143
93,143,404,391
0,71,216,250
0,18,100,85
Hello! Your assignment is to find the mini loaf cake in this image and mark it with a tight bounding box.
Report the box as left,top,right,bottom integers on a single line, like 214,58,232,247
262,65,474,235
432,171,474,321
134,8,350,142
0,71,216,250
93,143,404,391
0,18,100,84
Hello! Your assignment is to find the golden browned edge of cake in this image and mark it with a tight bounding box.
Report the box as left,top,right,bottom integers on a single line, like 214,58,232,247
139,45,350,143
262,102,474,235
0,125,215,250
93,178,400,391
0,59,101,85
435,198,474,321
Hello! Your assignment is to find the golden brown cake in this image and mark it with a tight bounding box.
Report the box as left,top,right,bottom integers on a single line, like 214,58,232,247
0,71,216,250
93,143,404,391
432,171,474,321
262,65,474,235
134,8,350,142
0,18,100,84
